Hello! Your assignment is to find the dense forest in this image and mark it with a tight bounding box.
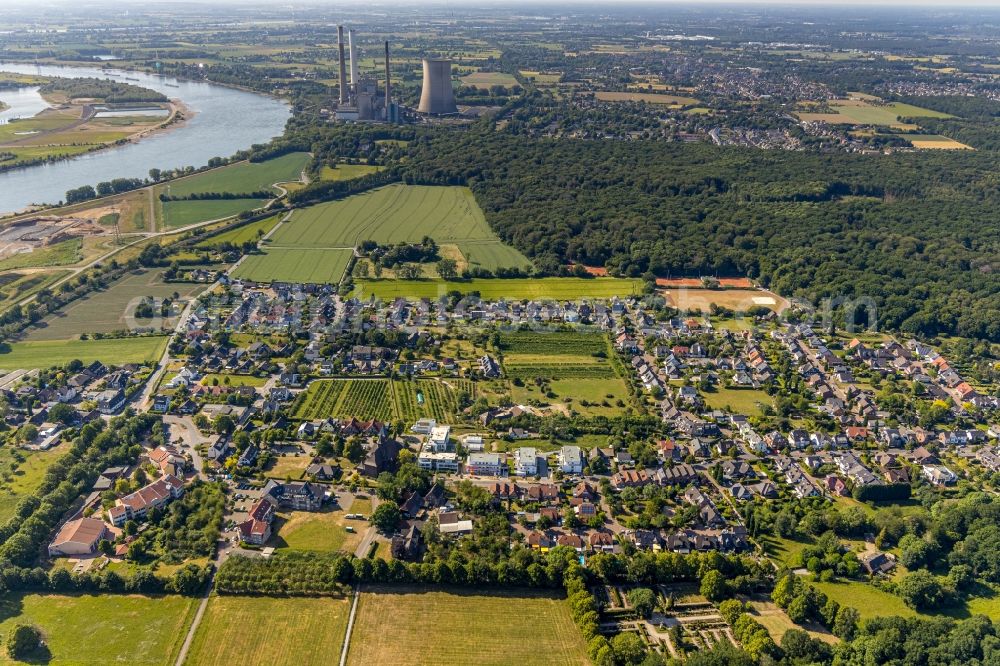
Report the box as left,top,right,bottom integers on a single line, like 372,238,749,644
391,128,1000,341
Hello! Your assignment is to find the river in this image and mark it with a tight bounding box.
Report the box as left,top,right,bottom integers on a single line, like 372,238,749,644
0,63,291,215
0,86,49,124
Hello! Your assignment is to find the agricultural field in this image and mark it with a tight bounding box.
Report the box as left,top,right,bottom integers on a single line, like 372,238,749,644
271,185,531,271
500,331,617,379
905,134,973,150
519,70,563,84
160,153,310,198
231,247,353,284
26,268,204,340
0,270,70,310
184,595,350,666
0,335,168,370
346,587,589,666
595,91,700,106
160,198,267,229
354,277,642,301
195,214,283,248
319,163,385,181
0,593,196,665
797,97,952,126
292,379,394,421
393,378,473,424
269,505,365,553
0,238,81,271
461,71,520,89
0,442,68,524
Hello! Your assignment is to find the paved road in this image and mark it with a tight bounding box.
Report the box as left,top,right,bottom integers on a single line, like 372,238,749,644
338,584,361,666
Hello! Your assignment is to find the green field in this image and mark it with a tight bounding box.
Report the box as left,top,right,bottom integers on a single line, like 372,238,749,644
195,214,283,248
27,268,204,340
320,163,385,181
269,506,364,554
271,185,531,271
0,443,68,524
461,71,521,89
0,239,82,272
0,593,196,665
231,247,353,284
161,198,267,229
353,277,642,300
347,587,589,666
0,270,71,310
798,99,952,126
0,335,168,370
702,386,774,414
184,595,350,666
164,153,310,198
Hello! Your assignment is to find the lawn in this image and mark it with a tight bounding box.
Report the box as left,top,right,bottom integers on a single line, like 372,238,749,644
0,593,196,665
264,454,311,480
163,153,310,198
346,586,589,666
0,335,168,370
195,214,283,248
200,373,267,387
0,238,82,271
185,595,350,666
269,507,363,554
231,247,354,284
27,268,205,340
353,277,643,300
0,443,68,524
161,198,267,229
810,580,916,620
510,377,631,417
271,185,531,271
701,387,774,414
748,600,838,645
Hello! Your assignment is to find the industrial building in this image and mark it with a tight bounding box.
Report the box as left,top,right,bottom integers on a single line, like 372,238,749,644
417,58,458,115
334,26,399,123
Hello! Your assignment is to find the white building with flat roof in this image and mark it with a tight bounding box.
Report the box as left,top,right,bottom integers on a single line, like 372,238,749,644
429,425,451,452
411,418,436,434
515,447,539,476
467,452,506,477
417,451,459,473
559,445,583,474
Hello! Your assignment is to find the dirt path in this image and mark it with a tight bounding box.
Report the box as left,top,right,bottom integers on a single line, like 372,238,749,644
338,584,361,666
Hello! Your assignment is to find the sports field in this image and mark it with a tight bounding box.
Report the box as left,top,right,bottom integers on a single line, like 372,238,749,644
184,595,350,666
353,277,643,300
346,587,589,666
270,185,531,270
661,288,787,313
0,593,196,665
27,268,205,340
163,153,310,198
232,248,353,284
0,335,168,370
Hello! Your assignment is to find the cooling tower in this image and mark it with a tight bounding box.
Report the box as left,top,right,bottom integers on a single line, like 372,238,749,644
384,41,392,119
337,26,348,105
417,58,457,115
348,29,359,85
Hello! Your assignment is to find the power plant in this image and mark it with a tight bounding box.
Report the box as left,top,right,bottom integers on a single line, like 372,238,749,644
334,26,398,123
417,58,457,115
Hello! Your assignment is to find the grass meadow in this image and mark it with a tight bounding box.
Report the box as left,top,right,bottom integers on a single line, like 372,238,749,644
346,587,589,666
0,593,196,665
231,247,354,284
195,214,283,248
162,153,310,198
161,198,267,229
185,595,350,666
353,277,643,300
0,443,68,524
0,335,168,369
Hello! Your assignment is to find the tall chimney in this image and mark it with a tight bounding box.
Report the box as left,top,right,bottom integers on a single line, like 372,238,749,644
348,30,359,86
384,41,391,121
337,25,348,105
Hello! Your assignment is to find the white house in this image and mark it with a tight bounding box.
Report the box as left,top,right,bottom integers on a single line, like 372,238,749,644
428,426,451,452
410,418,436,435
559,446,583,475
467,452,506,477
515,447,539,476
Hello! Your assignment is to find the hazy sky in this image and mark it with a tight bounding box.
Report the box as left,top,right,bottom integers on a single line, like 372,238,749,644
7,0,1000,5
